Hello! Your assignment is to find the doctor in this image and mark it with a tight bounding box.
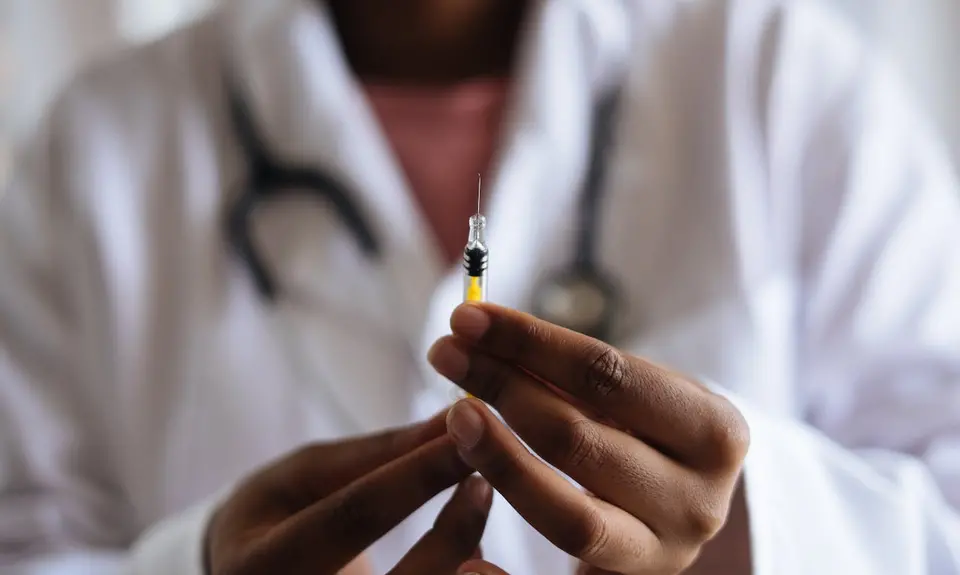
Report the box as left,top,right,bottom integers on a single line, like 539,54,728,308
2,0,960,573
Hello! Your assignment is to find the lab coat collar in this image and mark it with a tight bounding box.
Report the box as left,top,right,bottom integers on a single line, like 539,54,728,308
220,0,632,428
222,0,440,341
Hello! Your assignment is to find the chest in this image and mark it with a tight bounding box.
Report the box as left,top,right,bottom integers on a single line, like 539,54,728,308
88,50,801,527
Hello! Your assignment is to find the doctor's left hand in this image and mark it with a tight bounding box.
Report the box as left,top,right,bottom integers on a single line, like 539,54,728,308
205,412,492,575
428,304,750,575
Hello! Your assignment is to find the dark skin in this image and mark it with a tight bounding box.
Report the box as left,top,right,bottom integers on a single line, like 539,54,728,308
207,2,751,574
327,0,529,83
429,304,749,574
207,411,493,574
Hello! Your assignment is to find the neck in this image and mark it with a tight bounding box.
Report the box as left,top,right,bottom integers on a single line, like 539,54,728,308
327,0,530,84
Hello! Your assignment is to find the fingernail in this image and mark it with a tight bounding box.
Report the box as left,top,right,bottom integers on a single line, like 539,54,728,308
451,304,491,342
428,339,470,381
447,400,484,450
464,476,492,507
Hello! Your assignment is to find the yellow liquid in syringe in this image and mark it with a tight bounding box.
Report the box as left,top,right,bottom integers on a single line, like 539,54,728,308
465,276,484,302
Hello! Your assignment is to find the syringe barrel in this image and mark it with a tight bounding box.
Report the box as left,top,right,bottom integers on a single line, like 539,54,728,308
462,213,489,302
463,272,488,302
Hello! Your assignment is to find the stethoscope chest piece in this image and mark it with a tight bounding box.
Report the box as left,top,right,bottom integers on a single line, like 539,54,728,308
532,266,620,343
529,85,625,343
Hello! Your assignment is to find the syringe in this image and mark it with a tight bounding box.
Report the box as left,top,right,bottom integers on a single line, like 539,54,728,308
463,175,489,303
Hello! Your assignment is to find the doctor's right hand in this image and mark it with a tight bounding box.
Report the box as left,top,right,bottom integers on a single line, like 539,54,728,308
205,411,493,575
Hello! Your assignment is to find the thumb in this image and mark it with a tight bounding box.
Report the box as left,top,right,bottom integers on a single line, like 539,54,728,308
458,559,512,575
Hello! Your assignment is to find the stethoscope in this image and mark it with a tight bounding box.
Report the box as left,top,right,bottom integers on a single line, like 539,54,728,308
225,78,624,342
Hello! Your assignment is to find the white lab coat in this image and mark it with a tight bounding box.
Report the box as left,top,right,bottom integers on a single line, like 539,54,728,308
2,0,960,573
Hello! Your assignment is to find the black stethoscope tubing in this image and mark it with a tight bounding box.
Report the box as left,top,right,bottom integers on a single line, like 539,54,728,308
225,76,381,300
224,76,623,340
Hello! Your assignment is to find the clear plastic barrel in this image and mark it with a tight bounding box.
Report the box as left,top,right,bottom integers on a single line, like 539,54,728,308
463,273,487,302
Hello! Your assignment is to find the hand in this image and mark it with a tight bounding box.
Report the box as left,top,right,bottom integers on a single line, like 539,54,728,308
428,304,750,574
206,411,493,575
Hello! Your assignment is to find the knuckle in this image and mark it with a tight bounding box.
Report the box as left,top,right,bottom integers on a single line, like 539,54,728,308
583,344,629,398
524,316,551,346
701,400,751,470
554,418,606,472
559,506,612,561
512,316,551,358
680,488,728,548
682,501,727,541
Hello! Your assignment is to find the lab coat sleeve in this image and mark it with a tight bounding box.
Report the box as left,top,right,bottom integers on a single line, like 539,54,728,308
0,96,214,574
735,3,960,572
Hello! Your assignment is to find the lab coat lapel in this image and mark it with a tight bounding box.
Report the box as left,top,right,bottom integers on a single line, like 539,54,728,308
225,0,445,337
224,0,445,432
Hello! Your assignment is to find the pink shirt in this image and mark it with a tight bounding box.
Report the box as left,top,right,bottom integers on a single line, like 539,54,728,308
363,79,510,265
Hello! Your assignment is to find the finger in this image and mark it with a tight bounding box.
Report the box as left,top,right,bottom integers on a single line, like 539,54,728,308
446,304,748,469
270,409,450,501
431,338,724,542
458,559,512,575
445,398,662,573
388,476,494,575
341,555,374,575
577,566,619,575
265,434,474,574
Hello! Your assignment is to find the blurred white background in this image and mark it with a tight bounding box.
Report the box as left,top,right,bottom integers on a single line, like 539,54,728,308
1,0,960,185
